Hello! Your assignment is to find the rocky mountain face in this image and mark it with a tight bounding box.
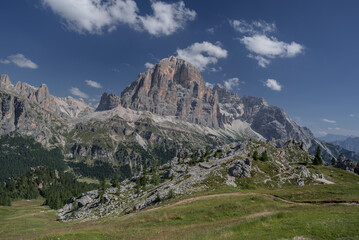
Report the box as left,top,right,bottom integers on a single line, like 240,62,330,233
0,89,64,146
121,56,223,128
96,93,120,111
0,74,94,119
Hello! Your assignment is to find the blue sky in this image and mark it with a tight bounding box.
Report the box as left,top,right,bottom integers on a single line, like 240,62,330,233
1,0,358,137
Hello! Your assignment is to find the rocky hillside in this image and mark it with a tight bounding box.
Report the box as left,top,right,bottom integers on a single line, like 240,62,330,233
58,140,337,222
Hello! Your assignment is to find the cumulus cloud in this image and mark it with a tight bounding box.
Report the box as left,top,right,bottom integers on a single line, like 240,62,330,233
144,62,154,69
139,1,196,36
241,34,303,57
1,54,38,69
240,35,304,67
224,77,242,90
230,19,304,68
176,41,228,71
70,87,89,99
85,80,102,88
41,0,195,36
265,79,282,91
229,19,276,35
322,118,336,124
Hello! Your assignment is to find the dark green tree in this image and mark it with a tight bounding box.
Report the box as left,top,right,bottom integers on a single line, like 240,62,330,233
313,146,323,165
110,174,119,188
168,189,174,199
253,150,259,160
260,151,269,161
331,157,337,166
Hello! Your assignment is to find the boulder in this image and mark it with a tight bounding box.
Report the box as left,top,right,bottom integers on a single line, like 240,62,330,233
296,165,310,178
229,158,251,178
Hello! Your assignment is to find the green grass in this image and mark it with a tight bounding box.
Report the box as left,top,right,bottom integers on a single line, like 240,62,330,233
1,165,359,239
1,186,359,239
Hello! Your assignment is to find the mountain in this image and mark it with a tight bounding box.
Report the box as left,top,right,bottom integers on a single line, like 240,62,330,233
1,57,358,180
121,56,222,129
318,134,351,142
0,74,94,146
333,137,359,154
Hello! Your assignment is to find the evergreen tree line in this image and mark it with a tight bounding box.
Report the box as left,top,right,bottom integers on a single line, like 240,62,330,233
0,134,66,181
0,166,97,209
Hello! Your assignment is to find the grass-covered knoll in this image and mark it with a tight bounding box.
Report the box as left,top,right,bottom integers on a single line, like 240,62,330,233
0,134,65,181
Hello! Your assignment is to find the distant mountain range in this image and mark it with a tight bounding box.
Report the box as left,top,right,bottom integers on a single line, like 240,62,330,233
1,56,358,179
318,134,353,142
332,137,359,154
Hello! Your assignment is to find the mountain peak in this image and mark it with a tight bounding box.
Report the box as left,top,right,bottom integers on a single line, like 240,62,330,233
96,92,120,111
153,56,205,88
121,57,221,128
0,74,12,88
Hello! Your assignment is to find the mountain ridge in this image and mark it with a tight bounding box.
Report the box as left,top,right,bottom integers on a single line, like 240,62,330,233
1,56,359,180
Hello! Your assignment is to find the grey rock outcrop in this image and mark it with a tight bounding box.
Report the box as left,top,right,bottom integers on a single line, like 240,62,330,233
96,93,120,111
336,154,359,174
296,165,311,178
229,158,251,178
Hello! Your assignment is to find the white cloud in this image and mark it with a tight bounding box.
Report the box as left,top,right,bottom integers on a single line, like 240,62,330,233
248,54,270,68
265,79,282,91
209,66,222,72
144,62,154,69
349,114,355,117
322,118,336,124
1,54,38,69
0,59,11,64
224,77,242,90
241,35,303,57
206,27,215,34
42,0,196,36
176,41,228,71
229,19,276,35
205,82,214,89
85,80,102,88
139,1,196,36
70,87,89,99
240,35,304,67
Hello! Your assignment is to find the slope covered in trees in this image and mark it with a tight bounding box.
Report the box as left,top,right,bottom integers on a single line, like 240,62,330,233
0,166,97,209
0,134,66,181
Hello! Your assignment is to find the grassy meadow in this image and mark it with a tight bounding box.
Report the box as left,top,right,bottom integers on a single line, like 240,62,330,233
1,165,358,240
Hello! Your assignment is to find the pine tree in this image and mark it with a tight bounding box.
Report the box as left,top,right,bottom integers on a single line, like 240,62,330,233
313,146,323,165
253,150,259,160
260,151,269,161
331,157,337,166
110,174,118,188
168,189,174,199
